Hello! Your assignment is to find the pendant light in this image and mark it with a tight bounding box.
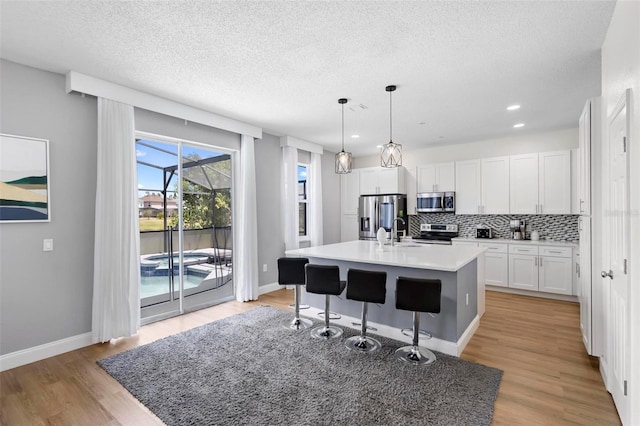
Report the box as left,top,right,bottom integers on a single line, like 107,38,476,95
335,98,353,174
380,85,402,168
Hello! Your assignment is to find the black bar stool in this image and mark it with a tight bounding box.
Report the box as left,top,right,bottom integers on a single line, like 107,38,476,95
277,257,312,330
344,269,387,352
395,276,442,365
305,264,346,339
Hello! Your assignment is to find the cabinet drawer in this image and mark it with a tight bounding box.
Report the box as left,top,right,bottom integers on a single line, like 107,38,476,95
479,243,507,253
452,241,478,247
509,245,539,255
539,246,572,258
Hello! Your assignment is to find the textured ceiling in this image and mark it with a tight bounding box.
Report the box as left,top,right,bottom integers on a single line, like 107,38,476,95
0,1,615,156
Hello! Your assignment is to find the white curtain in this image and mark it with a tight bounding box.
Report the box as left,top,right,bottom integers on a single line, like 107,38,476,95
282,146,299,251
235,135,259,301
92,98,140,343
309,152,323,246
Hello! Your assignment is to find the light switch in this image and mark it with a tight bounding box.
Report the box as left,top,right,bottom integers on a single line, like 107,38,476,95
262,263,268,272
43,239,53,251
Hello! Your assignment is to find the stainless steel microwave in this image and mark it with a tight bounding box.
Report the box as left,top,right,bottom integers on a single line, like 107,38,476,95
416,192,455,213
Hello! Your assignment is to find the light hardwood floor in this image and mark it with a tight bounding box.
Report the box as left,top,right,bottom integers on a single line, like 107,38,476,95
0,290,620,425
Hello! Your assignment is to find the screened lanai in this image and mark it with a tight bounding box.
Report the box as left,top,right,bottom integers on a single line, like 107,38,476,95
136,138,234,315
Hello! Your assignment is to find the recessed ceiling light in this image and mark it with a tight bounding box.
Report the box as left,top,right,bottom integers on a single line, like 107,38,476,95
513,123,525,128
507,105,521,111
351,134,360,138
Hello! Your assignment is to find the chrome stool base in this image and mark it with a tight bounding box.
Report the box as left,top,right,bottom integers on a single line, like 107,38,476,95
282,317,312,330
344,335,381,353
317,311,341,320
289,303,310,310
310,325,343,339
395,345,436,366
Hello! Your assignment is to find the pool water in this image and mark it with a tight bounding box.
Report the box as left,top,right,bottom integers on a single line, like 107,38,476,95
140,274,205,299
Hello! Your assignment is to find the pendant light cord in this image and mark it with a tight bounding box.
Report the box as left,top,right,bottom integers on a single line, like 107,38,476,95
341,103,345,151
389,90,393,143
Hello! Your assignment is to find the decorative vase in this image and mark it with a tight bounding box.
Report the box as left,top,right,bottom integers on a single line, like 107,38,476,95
376,227,387,250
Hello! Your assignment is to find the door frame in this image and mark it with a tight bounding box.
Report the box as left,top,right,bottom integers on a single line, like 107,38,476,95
136,131,236,325
601,89,631,424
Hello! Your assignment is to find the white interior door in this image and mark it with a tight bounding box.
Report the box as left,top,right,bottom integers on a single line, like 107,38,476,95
605,91,630,423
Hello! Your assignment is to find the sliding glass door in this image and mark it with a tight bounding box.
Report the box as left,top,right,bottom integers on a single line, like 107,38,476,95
136,135,234,323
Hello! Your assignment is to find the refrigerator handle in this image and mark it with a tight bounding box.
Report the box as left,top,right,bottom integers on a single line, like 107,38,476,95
374,198,378,230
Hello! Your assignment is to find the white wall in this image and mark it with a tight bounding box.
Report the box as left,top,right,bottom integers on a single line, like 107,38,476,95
321,150,341,245
354,128,578,169
254,133,283,285
600,1,640,423
0,60,97,355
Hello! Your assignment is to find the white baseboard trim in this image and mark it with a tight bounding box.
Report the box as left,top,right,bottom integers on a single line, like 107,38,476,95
300,308,478,357
456,315,480,356
258,282,282,295
0,332,93,372
486,286,578,303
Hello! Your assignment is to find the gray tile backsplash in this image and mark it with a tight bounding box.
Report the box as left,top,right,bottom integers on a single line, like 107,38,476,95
408,213,579,243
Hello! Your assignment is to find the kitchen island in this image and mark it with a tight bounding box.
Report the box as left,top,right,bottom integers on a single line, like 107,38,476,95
285,240,486,356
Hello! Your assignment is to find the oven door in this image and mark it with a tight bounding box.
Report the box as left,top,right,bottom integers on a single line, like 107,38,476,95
416,192,444,212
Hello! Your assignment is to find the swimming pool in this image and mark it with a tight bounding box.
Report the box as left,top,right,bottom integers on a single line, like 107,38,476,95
140,250,231,300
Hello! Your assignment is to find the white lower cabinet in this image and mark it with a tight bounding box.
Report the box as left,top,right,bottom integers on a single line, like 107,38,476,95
539,256,573,295
453,239,576,297
538,246,574,295
478,243,508,287
508,244,573,295
509,253,539,291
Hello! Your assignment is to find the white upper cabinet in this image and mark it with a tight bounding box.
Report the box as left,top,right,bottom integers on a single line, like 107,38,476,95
510,153,539,214
481,156,510,214
358,166,405,195
340,169,360,215
578,98,600,215
538,150,571,214
359,168,379,195
455,159,482,214
509,150,571,215
416,162,455,193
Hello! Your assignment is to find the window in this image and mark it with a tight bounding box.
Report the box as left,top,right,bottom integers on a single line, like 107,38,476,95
298,164,308,237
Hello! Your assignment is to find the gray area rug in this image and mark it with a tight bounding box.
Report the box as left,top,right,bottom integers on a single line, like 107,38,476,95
98,306,502,425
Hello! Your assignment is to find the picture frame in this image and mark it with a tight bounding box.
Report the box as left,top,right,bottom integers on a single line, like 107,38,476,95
0,133,51,222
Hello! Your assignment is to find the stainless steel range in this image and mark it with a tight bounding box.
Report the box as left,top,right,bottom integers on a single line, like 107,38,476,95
411,223,458,245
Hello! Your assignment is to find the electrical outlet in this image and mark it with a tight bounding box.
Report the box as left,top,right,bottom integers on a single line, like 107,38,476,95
262,263,267,272
465,293,469,306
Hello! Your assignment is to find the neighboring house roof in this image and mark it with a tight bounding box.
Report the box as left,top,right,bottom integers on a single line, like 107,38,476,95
139,194,178,210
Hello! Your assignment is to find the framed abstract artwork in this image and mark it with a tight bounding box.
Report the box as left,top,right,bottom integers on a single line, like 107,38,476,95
0,133,51,222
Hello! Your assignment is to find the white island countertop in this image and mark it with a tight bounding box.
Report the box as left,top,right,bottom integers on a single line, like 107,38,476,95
285,240,485,272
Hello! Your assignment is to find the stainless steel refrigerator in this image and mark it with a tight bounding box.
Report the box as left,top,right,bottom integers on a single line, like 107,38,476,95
358,194,407,240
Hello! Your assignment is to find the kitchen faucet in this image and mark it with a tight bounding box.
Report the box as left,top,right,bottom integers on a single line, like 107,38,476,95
391,217,406,246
